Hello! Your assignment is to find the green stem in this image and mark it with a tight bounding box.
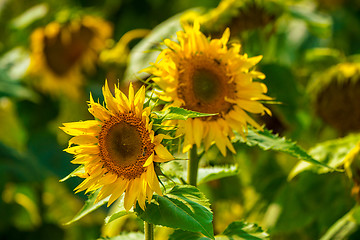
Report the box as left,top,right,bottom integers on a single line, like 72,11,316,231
188,144,200,187
144,221,154,240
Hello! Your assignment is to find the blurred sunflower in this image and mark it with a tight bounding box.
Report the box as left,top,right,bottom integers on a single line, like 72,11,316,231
60,82,174,211
28,16,112,98
181,0,282,37
144,22,271,156
309,62,360,134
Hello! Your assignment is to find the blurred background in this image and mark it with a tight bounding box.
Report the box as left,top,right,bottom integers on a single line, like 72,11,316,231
1,0,360,239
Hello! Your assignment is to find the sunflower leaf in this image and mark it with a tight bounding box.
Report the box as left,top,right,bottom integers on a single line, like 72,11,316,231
65,190,109,225
169,221,269,240
221,221,270,240
153,107,217,121
289,133,360,179
135,185,214,239
235,128,336,171
169,229,210,240
105,211,129,225
196,165,240,185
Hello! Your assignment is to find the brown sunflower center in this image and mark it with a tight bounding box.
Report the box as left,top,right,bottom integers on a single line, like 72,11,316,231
98,113,155,179
177,56,236,119
192,69,221,102
44,25,94,76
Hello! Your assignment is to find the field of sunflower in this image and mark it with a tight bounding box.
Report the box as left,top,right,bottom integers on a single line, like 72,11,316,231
1,0,360,239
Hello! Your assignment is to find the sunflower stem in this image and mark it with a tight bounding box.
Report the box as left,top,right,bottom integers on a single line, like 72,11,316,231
144,221,154,240
188,144,200,186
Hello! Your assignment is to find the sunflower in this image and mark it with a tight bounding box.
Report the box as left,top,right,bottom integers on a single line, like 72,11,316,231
60,81,174,211
309,62,360,134
145,22,271,156
181,0,282,38
28,16,112,98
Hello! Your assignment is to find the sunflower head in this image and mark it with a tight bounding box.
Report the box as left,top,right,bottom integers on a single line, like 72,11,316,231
144,21,271,156
60,81,174,211
181,0,283,37
28,16,113,98
309,62,360,134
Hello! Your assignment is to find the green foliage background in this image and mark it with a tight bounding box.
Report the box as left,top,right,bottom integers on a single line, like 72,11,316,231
1,0,360,239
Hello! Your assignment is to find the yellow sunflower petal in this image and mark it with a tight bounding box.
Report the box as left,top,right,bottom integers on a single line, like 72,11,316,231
154,144,175,161
128,82,135,110
143,153,155,167
137,175,148,210
70,154,98,164
107,178,129,207
134,85,145,111
124,177,141,211
68,135,98,147
64,145,99,155
103,80,119,114
146,163,162,196
63,120,99,129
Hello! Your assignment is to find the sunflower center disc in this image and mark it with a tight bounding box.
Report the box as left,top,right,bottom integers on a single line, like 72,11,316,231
105,122,142,167
98,114,154,179
178,56,236,118
192,69,221,103
44,25,94,76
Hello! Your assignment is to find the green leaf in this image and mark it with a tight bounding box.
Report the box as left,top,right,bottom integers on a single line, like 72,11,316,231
65,191,109,225
289,134,360,179
154,107,217,121
221,221,269,240
169,230,211,240
59,165,84,182
105,211,129,224
104,196,132,224
196,165,239,185
98,232,144,240
135,185,214,239
235,128,334,171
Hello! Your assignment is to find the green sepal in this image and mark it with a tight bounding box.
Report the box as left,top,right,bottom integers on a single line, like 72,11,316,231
59,165,84,182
